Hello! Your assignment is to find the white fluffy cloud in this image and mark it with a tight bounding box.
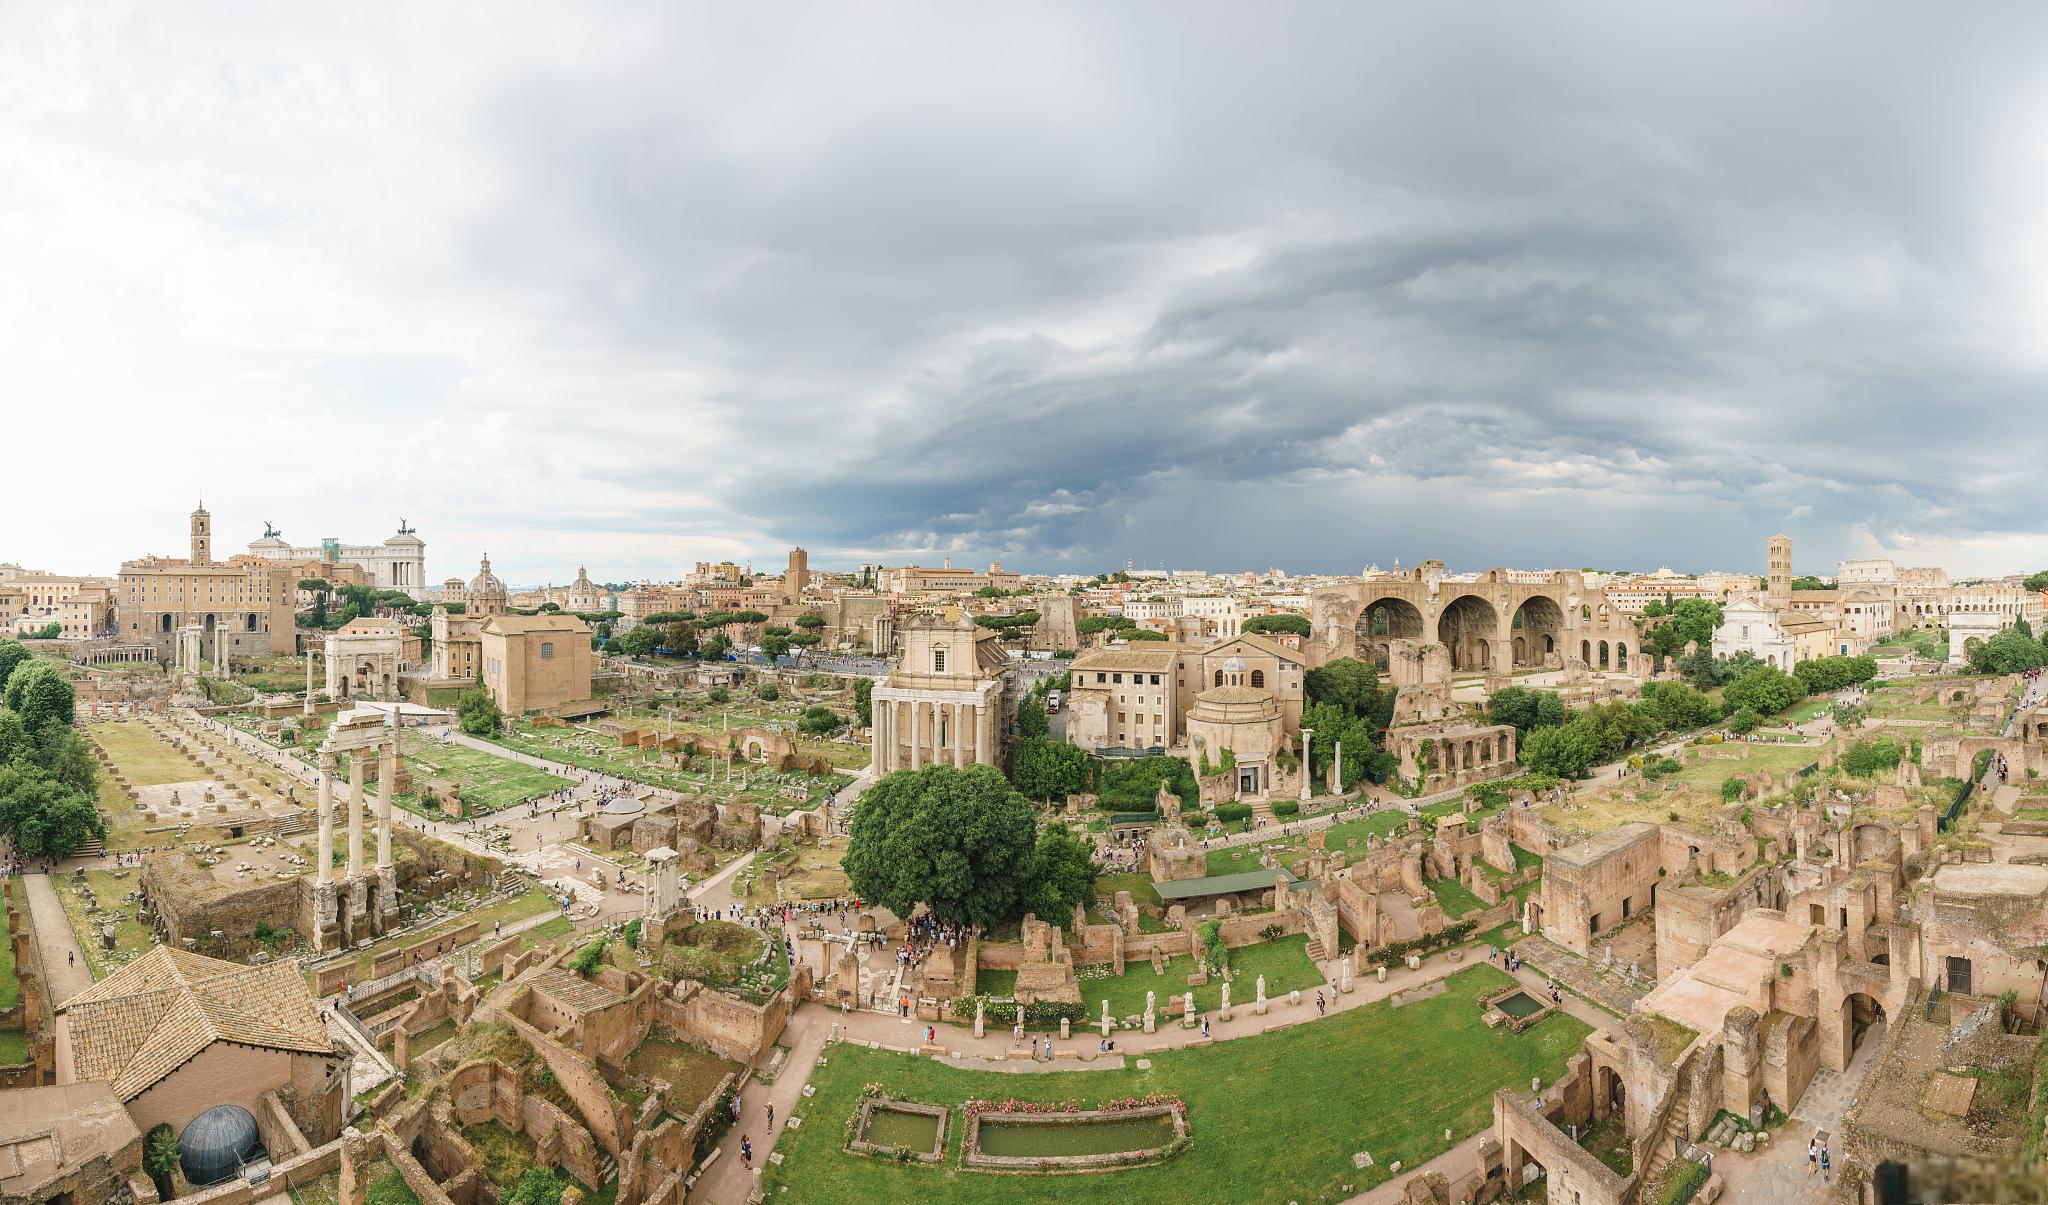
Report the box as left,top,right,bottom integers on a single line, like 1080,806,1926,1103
6,3,2048,583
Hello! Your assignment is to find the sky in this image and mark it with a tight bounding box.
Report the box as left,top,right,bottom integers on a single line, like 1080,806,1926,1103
6,3,2048,587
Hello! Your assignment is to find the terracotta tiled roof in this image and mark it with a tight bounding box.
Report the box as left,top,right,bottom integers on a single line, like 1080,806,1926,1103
61,948,333,1101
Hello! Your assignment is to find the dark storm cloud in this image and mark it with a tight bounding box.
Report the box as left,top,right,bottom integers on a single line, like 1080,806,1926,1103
421,1,2048,574
11,2,2048,581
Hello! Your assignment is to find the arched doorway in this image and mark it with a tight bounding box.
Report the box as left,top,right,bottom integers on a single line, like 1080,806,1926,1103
1616,642,1629,671
1580,639,1592,665
1840,992,1883,1068
1438,595,1500,673
1597,640,1610,669
1511,597,1564,668
1355,598,1426,671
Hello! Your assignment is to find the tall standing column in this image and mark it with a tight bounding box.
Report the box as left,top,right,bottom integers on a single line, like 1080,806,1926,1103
347,751,364,880
303,650,315,718
376,737,395,869
953,702,966,768
973,701,986,765
316,750,334,886
1300,729,1313,801
909,701,924,770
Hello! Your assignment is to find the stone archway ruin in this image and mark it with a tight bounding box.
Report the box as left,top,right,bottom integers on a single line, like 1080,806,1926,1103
1437,594,1500,674
1352,597,1426,671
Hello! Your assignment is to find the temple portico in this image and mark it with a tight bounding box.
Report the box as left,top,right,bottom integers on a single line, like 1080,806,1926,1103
869,614,1013,774
871,685,1003,773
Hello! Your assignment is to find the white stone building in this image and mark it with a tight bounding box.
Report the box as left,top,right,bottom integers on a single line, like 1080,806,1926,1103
246,524,428,591
869,615,1010,772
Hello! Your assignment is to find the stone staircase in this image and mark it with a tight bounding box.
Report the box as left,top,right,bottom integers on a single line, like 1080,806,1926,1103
74,836,105,858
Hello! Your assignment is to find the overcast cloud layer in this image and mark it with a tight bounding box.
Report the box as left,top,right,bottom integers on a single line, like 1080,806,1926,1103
6,3,2048,585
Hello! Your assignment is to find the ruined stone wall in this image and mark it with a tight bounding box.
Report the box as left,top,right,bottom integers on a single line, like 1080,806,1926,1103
499,1010,629,1156
1538,827,1663,954
371,921,480,978
656,980,787,1064
142,861,309,952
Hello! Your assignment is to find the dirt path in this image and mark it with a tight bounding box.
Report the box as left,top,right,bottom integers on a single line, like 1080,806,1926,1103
23,873,93,1002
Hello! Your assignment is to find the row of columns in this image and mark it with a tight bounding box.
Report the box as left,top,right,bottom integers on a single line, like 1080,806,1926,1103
873,696,987,773
314,734,397,887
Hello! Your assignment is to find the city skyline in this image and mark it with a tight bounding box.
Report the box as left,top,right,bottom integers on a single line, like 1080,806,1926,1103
9,4,2048,582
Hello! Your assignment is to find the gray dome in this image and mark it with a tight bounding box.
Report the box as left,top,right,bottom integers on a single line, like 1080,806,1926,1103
179,1104,261,1186
1223,656,1247,673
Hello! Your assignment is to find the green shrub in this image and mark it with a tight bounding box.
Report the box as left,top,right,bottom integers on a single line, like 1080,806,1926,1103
758,685,780,702
1720,777,1745,803
1197,920,1228,975
708,686,729,703
568,939,606,976
504,1168,569,1205
623,918,642,950
143,1125,178,1199
1270,800,1299,818
1211,804,1253,824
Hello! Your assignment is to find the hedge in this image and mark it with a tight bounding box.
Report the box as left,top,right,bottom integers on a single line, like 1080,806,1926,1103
957,995,1086,1026
1212,804,1253,824
1366,919,1478,967
1270,800,1300,818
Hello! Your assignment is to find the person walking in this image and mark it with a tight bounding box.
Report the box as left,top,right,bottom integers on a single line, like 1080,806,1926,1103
1807,1137,1818,1176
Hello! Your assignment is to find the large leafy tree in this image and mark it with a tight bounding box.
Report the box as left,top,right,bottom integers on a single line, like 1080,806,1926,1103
852,678,873,726
843,765,1037,930
1667,598,1724,650
1021,822,1099,921
1722,665,1806,717
1304,657,1381,719
1302,701,1376,789
1242,613,1312,637
457,687,503,736
0,641,28,694
1010,737,1089,801
619,626,659,658
0,764,104,858
1969,629,2048,675
1636,681,1719,733
4,661,74,730
1519,722,1602,778
1486,686,1567,733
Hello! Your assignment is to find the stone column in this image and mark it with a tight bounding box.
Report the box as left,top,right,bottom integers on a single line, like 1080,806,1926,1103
347,750,364,879
909,700,923,770
953,702,966,768
1300,729,1313,801
316,750,335,887
973,701,986,765
875,699,891,772
376,738,395,869
303,650,315,718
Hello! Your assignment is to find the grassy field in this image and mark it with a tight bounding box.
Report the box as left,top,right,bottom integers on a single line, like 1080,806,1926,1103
1663,741,1816,792
89,720,200,785
769,963,1589,1203
491,720,849,815
1430,876,1487,920
397,732,566,814
1095,870,1165,909
55,869,154,979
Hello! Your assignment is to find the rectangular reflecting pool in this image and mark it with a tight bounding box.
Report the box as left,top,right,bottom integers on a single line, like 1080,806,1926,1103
864,1107,942,1151
976,1113,1178,1158
1496,991,1545,1020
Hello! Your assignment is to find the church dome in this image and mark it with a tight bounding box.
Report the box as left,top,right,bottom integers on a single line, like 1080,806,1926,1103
469,556,506,596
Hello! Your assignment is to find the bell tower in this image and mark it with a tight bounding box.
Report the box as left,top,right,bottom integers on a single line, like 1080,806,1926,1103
1767,534,1792,610
190,502,212,565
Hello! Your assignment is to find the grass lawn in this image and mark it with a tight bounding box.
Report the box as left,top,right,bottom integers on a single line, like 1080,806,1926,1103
978,935,1325,1028
89,720,199,785
1430,876,1487,920
56,869,154,979
0,1030,28,1065
770,963,1589,1203
409,1020,457,1060
1663,742,1815,793
0,903,16,1011
1095,870,1164,909
398,732,566,815
520,915,577,949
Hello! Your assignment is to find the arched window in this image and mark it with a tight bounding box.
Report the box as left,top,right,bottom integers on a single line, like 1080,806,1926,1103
541,641,555,660
1214,669,1224,687
1250,669,1265,688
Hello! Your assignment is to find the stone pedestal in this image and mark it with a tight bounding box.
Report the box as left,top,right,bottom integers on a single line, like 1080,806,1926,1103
376,865,400,926
312,881,340,954
1059,1016,1070,1040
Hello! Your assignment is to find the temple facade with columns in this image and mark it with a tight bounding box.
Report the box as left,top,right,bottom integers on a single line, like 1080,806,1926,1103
869,614,1011,773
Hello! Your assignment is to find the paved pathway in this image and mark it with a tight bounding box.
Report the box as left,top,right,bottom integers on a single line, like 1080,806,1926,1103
22,873,93,1003
1708,1019,1885,1205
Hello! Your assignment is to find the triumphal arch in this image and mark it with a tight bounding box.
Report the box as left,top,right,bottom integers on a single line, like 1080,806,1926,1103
1307,561,1644,688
